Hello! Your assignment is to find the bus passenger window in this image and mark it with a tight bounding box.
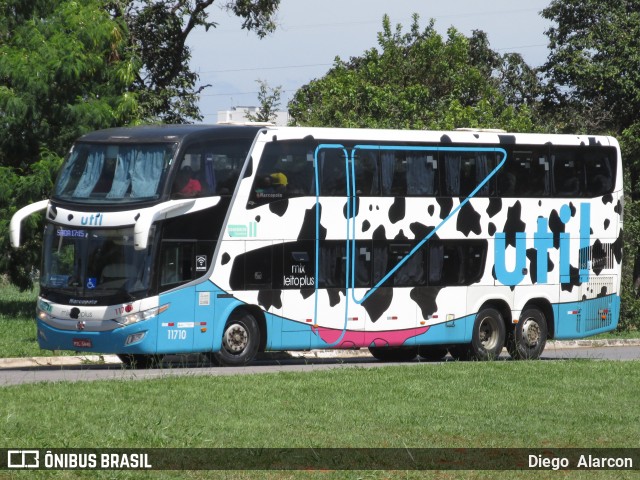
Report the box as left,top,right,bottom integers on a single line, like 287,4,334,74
585,150,615,196
352,150,379,196
248,140,316,207
406,153,438,195
499,149,550,197
552,151,583,196
390,243,425,286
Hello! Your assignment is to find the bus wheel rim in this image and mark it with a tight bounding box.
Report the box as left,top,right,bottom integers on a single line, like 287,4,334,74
478,316,499,350
223,324,248,354
521,317,541,347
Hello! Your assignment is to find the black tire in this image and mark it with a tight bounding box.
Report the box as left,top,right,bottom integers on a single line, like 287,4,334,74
118,354,163,369
470,308,506,360
368,346,418,362
213,309,260,366
507,308,548,360
418,345,449,361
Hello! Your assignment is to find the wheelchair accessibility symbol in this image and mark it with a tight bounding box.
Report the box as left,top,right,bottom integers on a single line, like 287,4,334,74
86,277,97,289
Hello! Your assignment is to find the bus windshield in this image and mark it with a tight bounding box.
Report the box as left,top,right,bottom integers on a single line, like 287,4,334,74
54,142,176,203
41,224,155,304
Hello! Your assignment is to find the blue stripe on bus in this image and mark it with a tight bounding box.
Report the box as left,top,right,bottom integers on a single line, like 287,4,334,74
312,144,507,345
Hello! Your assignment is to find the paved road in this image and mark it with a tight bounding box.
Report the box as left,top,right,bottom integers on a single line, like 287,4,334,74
0,344,638,386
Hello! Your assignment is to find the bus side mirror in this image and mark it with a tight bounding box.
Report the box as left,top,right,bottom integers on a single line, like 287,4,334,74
10,200,49,248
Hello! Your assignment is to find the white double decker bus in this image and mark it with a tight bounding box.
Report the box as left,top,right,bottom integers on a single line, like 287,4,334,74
11,125,623,366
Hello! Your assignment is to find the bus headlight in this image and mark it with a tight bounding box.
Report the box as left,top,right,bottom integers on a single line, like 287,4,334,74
37,308,52,322
115,304,169,326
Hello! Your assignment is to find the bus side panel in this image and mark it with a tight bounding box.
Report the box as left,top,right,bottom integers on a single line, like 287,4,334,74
412,315,470,345
554,294,620,339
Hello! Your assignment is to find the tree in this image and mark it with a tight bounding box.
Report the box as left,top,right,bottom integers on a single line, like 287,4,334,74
245,80,283,123
541,0,640,331
0,0,281,289
288,14,542,132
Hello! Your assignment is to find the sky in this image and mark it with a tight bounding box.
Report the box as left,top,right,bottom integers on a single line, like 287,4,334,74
187,0,554,123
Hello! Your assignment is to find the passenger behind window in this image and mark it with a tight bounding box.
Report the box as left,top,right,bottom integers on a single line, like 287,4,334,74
173,167,202,197
255,172,287,199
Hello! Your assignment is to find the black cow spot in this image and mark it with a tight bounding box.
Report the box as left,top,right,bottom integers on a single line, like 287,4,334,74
498,135,516,145
389,197,405,224
569,202,576,217
395,230,409,241
255,215,261,222
372,225,387,241
369,205,373,211
428,204,435,216
604,219,610,230
410,287,441,319
591,239,606,276
612,228,623,264
410,222,436,241
327,288,343,307
538,200,542,207
548,209,565,249
298,204,326,240
269,199,289,217
602,194,613,204
597,286,609,298
487,198,502,218
436,197,453,220
503,201,526,248
343,198,360,219
457,201,482,237
67,214,74,221
614,200,622,215
221,253,231,265
258,290,282,310
300,288,314,300
362,220,371,232
440,135,452,143
488,223,496,236
560,265,582,293
362,288,393,323
526,248,554,284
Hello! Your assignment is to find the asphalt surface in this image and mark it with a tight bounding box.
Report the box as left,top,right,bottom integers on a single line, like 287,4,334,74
0,340,638,386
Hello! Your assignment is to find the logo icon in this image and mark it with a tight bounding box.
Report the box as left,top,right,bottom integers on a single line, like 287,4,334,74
7,450,39,469
195,255,207,272
76,321,86,331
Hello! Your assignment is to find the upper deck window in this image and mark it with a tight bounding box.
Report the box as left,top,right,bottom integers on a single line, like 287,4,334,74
170,140,251,199
54,142,176,203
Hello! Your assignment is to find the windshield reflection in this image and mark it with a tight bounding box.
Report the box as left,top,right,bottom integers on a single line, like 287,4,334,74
41,224,154,304
54,142,176,203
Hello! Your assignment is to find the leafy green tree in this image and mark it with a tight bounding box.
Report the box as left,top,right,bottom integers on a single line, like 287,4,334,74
289,14,541,132
0,0,281,289
245,80,283,123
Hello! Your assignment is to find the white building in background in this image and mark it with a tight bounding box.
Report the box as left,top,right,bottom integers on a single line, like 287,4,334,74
217,106,289,126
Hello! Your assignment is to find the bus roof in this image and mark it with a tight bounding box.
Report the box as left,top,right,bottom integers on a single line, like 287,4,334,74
76,124,263,144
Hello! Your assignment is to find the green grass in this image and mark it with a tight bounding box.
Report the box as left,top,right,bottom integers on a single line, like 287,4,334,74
0,280,42,357
1,361,639,479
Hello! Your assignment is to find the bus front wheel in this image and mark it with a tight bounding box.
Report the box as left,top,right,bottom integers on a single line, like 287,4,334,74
507,308,548,360
213,309,260,366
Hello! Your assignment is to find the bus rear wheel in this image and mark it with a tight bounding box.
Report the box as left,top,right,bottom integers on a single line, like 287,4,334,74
118,354,163,369
471,308,506,360
213,309,260,366
450,308,506,361
368,346,418,362
507,308,548,360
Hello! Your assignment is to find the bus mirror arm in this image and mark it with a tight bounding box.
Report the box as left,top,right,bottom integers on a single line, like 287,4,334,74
133,197,221,251
10,200,49,248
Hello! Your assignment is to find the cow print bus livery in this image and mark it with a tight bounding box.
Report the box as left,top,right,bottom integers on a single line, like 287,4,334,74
211,127,623,363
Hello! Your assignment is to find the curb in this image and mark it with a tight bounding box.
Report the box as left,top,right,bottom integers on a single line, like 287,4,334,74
0,339,638,370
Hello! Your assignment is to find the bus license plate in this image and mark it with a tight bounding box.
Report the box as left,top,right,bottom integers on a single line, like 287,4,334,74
73,338,92,348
